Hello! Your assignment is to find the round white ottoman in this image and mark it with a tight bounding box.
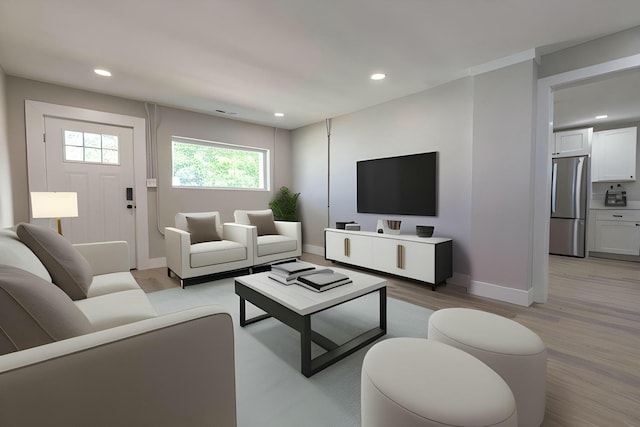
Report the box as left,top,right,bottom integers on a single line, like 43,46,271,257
428,308,547,427
361,338,517,427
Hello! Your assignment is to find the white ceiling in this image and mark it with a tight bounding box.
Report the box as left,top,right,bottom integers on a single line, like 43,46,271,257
1,0,640,130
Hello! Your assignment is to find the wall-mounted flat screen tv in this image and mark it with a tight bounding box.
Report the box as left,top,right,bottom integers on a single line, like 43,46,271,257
357,152,437,216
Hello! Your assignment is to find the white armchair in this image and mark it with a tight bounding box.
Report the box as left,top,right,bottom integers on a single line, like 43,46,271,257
233,209,302,266
165,212,254,287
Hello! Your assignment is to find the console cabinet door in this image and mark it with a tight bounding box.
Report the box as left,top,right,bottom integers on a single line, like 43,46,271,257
325,231,372,267
372,239,435,283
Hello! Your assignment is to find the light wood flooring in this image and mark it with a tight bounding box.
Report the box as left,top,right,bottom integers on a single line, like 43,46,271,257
133,254,640,427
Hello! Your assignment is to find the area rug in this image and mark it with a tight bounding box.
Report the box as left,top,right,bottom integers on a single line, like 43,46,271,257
147,277,433,427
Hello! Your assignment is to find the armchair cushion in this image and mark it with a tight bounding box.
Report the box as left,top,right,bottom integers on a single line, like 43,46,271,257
186,215,222,244
0,265,94,355
256,235,297,257
16,223,92,301
247,211,278,236
190,240,247,268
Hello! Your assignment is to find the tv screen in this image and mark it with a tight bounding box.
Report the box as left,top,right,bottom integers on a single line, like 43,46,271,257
357,152,437,216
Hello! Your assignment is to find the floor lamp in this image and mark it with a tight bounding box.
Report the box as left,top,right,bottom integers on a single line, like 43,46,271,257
30,192,79,235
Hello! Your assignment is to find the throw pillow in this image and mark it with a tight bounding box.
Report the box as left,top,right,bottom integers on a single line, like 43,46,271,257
16,223,93,301
247,211,278,236
186,215,222,244
0,265,94,355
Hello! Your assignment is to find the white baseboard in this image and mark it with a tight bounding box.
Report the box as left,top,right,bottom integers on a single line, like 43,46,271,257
469,280,534,307
303,244,325,257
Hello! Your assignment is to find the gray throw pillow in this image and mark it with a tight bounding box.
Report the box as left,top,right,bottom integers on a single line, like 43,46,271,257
247,211,278,236
186,215,222,244
16,223,93,301
0,265,94,355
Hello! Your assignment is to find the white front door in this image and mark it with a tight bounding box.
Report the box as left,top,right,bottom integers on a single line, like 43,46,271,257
44,117,137,268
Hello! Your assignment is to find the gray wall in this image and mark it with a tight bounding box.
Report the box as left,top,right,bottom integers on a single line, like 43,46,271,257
0,67,11,227
470,60,537,291
291,61,537,298
4,76,292,259
291,122,329,252
539,25,640,78
292,78,474,279
152,105,292,258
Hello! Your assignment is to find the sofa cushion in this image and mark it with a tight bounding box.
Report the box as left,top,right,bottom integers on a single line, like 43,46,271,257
74,289,157,331
0,265,94,355
16,223,92,301
256,235,297,257
87,272,142,298
0,228,52,282
190,240,247,268
247,211,278,236
187,215,222,244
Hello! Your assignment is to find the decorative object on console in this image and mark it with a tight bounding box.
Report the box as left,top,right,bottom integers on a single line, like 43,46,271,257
30,192,78,235
376,219,401,235
344,223,361,231
336,221,356,229
416,225,434,238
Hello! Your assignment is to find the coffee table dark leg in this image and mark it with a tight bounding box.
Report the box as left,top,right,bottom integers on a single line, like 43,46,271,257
301,316,312,377
301,286,387,377
239,296,271,326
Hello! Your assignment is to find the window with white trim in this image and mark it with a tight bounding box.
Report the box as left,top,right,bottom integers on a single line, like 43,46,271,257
63,130,119,164
171,137,269,190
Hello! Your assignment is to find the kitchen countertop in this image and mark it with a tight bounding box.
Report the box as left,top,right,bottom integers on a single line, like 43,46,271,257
590,200,640,210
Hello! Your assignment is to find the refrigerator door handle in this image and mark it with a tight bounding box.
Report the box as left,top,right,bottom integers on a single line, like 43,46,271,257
551,162,557,214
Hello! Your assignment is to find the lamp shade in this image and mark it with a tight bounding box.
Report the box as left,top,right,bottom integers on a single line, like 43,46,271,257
30,192,78,219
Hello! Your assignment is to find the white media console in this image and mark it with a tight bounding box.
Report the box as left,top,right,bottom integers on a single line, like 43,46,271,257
324,228,453,290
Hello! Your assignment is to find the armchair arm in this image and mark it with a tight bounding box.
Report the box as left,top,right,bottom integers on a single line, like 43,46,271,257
0,306,236,427
223,222,255,262
274,221,302,241
74,241,129,275
165,226,191,277
223,222,253,246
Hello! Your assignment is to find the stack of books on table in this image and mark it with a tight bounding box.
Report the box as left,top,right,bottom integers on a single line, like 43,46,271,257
268,260,352,292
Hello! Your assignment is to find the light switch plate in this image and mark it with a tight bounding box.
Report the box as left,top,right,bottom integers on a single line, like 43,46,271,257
146,178,157,188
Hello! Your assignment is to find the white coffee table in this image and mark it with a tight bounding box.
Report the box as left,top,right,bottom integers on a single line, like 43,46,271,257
234,265,387,377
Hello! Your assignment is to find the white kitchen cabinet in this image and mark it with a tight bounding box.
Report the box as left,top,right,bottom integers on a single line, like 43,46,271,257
553,128,592,158
324,229,452,289
591,209,640,256
591,127,637,182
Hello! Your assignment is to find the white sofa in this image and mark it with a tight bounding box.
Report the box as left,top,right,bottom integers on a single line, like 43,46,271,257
0,226,236,427
233,209,302,266
165,212,254,287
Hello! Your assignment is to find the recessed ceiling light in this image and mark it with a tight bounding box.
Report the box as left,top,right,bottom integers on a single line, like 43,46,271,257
370,73,386,81
94,69,112,77
274,112,284,117
595,114,608,119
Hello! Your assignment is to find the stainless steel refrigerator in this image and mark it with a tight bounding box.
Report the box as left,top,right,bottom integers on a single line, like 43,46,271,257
549,155,588,257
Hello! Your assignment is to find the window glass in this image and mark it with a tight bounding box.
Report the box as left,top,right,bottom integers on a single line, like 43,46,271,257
63,130,120,165
172,137,268,190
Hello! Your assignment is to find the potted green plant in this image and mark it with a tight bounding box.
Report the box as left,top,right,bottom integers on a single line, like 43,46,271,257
269,186,300,221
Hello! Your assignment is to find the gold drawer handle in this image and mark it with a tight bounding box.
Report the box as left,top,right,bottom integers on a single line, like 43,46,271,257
397,244,405,269
344,237,350,257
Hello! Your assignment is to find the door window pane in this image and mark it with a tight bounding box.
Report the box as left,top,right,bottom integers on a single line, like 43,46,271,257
63,130,120,165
